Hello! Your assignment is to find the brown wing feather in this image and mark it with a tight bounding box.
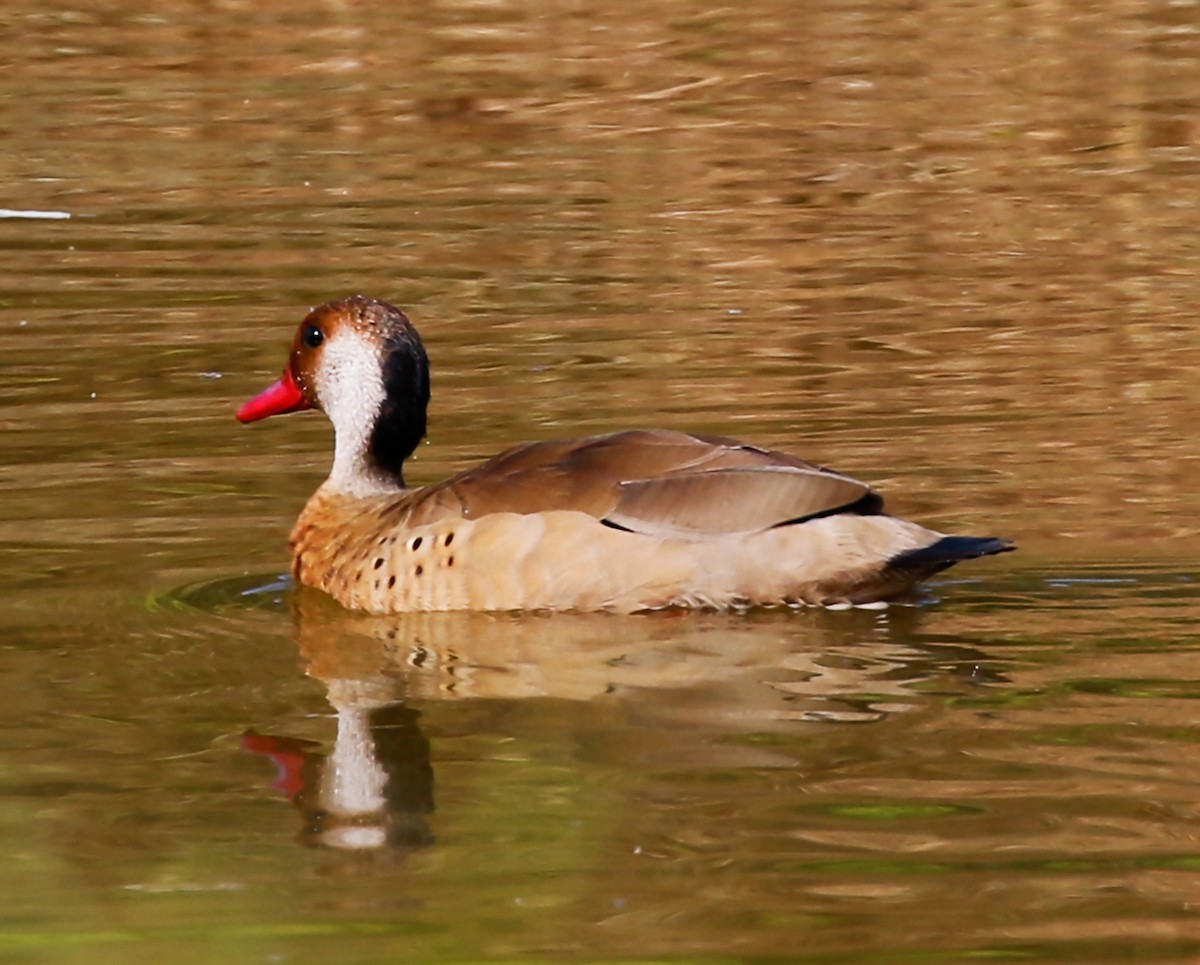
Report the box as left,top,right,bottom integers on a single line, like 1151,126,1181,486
606,466,876,540
393,428,879,536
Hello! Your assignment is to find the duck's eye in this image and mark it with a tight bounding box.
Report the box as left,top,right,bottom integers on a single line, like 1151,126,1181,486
302,325,324,349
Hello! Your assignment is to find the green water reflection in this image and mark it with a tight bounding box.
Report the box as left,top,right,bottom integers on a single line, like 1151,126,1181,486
2,568,1199,962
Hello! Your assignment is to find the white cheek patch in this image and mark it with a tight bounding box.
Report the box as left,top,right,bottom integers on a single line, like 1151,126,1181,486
315,331,391,494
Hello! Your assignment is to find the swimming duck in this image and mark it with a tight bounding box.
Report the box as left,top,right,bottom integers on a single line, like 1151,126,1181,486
237,295,1013,612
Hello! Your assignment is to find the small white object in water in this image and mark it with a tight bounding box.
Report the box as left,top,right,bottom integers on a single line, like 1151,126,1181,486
125,880,245,893
0,208,71,220
90,392,96,399
321,825,387,850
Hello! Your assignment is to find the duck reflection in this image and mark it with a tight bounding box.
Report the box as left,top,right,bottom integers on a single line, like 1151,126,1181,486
246,590,1007,851
243,686,433,852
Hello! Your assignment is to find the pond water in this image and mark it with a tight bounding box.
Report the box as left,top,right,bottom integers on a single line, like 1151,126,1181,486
3,0,1200,962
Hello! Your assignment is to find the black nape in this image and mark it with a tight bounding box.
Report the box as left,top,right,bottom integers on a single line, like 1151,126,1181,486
369,326,431,483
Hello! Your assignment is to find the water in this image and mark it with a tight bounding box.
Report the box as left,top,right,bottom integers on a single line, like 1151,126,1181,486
3,0,1200,962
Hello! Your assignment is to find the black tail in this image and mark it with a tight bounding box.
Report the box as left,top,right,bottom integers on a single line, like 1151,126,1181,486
887,536,1015,576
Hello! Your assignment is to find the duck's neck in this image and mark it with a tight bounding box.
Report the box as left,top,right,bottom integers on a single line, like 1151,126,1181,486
327,424,408,496
326,387,427,497
320,329,430,497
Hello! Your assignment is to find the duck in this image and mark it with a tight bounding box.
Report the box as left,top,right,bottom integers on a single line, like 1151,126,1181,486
237,295,1014,613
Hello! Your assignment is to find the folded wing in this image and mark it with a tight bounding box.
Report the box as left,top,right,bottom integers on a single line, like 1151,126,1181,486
400,428,882,537
605,465,880,540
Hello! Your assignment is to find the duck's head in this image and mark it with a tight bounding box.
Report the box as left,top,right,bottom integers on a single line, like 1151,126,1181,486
237,296,430,493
